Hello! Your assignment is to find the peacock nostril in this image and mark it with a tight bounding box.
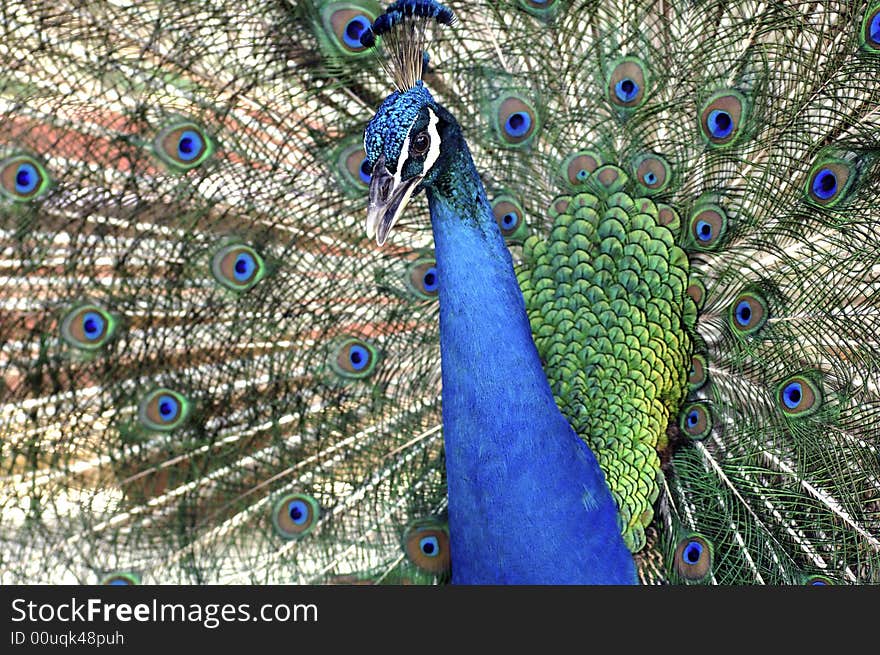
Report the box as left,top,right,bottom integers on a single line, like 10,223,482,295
379,177,393,200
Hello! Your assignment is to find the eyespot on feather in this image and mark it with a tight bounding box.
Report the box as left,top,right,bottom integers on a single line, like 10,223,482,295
138,388,190,432
608,57,648,109
688,204,727,250
687,279,706,309
728,290,768,335
101,572,141,585
688,354,708,391
211,244,266,292
492,195,528,239
0,154,51,201
561,150,602,187
518,0,558,15
272,493,320,540
633,154,671,194
656,204,681,231
679,403,712,440
330,337,378,379
699,91,747,146
153,122,213,171
493,94,539,146
406,258,440,299
776,374,823,418
861,4,880,52
334,137,373,196
402,518,450,574
61,305,116,351
805,158,853,207
804,574,834,586
674,534,713,581
323,3,380,55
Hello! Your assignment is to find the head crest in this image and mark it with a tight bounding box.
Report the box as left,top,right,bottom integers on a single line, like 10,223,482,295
360,0,455,90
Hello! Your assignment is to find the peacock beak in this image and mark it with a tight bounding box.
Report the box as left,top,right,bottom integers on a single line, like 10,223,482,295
365,155,423,246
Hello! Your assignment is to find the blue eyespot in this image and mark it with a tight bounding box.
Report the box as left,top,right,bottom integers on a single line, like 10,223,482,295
138,388,190,432
634,154,670,193
781,381,802,409
422,266,439,293
81,311,106,341
872,13,880,45
495,95,539,145
403,519,451,574
359,158,372,184
233,253,256,282
157,395,180,422
679,403,711,440
504,111,532,138
674,534,712,581
348,344,369,371
777,374,822,417
614,78,640,103
211,244,265,292
288,499,309,525
608,58,647,108
154,122,212,171
331,337,378,379
729,291,768,335
811,168,838,200
419,536,440,557
706,109,733,139
688,205,726,250
177,130,204,162
61,305,116,351
343,15,371,49
805,574,833,586
406,259,440,300
735,300,752,326
695,220,713,242
492,196,526,238
101,573,141,585
272,492,320,539
683,540,703,564
14,162,38,194
2,155,51,201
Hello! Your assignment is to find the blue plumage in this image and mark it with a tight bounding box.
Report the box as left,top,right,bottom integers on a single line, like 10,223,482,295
429,164,635,583
362,15,636,580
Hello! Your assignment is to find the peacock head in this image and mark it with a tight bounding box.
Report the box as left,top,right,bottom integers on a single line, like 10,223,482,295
363,82,450,245
358,0,456,245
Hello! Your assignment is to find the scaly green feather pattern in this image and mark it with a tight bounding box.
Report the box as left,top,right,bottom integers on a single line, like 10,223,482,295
518,167,693,553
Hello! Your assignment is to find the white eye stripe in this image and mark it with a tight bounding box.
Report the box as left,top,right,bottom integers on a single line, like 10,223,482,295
394,108,441,184
422,108,442,174
394,130,412,187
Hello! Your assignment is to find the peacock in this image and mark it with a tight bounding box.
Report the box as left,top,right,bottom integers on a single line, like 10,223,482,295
1,0,879,585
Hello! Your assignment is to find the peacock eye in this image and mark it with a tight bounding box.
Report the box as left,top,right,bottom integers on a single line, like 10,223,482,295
412,132,430,155
101,572,140,585
402,519,450,574
272,493,320,540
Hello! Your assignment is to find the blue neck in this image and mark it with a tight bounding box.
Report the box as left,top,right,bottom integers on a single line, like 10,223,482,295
427,141,637,584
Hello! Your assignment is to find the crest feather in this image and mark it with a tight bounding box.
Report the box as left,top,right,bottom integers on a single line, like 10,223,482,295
361,0,455,90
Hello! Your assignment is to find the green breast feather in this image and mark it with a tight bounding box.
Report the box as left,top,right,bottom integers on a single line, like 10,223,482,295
519,164,694,552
